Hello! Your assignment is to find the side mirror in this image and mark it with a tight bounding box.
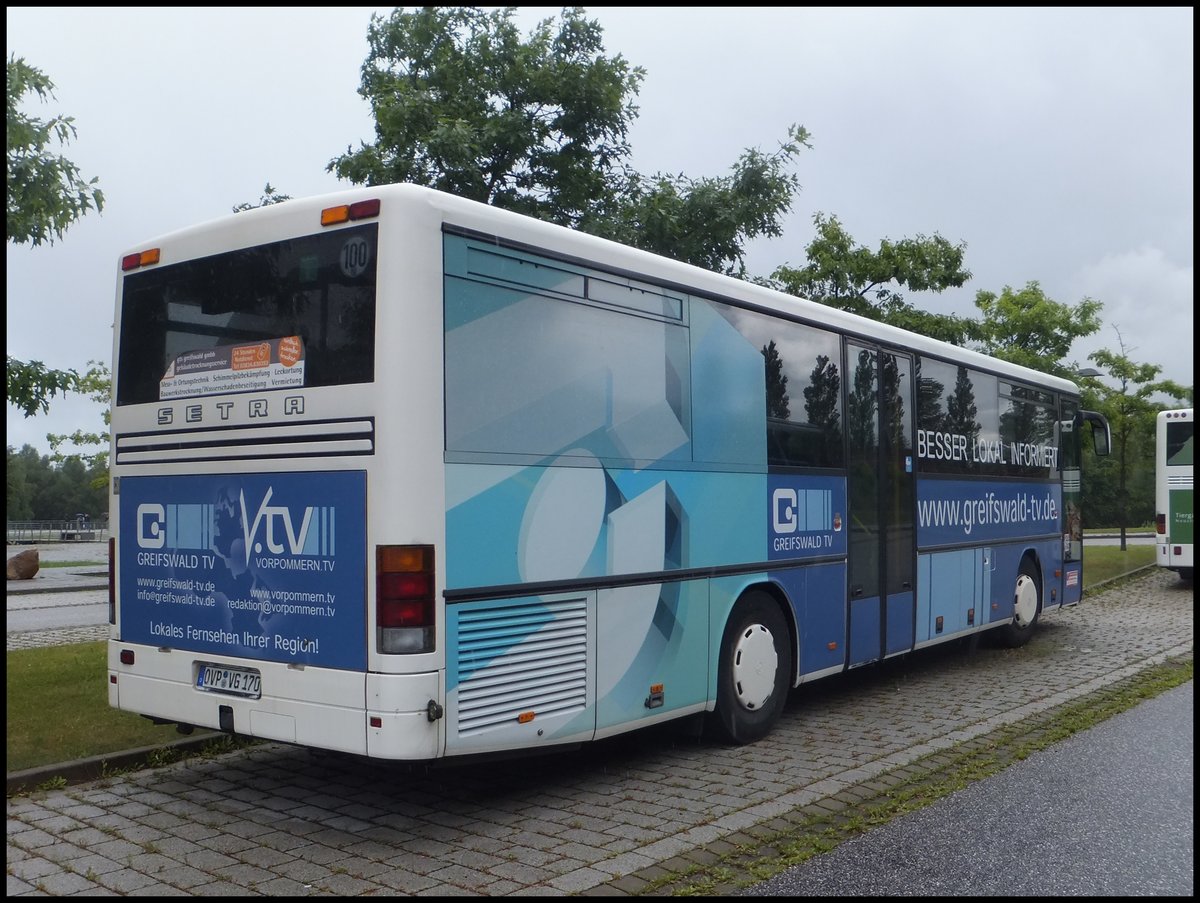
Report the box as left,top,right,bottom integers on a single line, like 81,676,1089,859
1080,410,1111,456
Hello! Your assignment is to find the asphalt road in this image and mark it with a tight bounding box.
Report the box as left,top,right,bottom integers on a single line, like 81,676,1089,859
6,591,108,635
6,553,1191,896
743,680,1194,896
6,542,108,639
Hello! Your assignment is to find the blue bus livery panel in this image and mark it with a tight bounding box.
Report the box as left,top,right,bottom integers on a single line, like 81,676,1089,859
441,231,1073,696
445,467,847,590
917,479,1062,547
118,471,367,671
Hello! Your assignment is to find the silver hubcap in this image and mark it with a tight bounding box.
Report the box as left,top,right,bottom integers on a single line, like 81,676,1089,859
1013,574,1038,627
732,624,778,710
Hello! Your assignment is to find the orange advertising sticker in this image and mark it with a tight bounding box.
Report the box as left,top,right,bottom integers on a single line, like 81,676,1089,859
279,335,302,368
232,342,272,371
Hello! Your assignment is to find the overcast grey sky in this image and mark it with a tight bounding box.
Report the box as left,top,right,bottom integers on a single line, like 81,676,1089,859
6,6,1194,455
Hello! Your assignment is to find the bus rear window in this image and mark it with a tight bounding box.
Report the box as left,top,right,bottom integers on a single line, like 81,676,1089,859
1166,421,1193,466
116,223,377,405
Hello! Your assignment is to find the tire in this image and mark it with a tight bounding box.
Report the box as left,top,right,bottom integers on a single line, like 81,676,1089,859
993,556,1041,648
708,591,792,745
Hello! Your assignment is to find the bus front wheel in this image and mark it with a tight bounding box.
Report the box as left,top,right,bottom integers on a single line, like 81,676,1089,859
994,557,1042,648
709,591,792,745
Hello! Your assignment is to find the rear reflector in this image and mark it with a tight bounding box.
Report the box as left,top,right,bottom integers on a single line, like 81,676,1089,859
108,538,116,624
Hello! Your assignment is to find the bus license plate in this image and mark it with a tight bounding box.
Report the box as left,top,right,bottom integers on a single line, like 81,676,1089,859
196,664,262,699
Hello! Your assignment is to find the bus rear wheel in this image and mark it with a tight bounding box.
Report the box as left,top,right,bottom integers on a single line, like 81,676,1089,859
708,591,792,745
993,557,1041,648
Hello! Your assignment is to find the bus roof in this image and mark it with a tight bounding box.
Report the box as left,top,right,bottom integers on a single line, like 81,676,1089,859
125,182,1082,397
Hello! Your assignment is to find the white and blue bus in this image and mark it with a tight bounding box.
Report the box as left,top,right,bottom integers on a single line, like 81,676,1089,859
1155,408,1193,581
107,185,1111,758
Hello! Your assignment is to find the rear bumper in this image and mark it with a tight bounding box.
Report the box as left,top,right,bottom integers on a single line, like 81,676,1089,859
108,641,442,759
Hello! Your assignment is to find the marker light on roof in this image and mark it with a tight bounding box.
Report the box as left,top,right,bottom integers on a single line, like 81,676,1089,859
321,198,381,226
121,248,161,271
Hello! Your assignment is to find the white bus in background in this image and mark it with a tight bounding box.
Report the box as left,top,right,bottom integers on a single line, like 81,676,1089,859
1155,408,1193,581
107,184,1111,761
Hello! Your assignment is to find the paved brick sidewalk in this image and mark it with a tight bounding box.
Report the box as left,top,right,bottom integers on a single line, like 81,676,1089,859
6,569,1192,896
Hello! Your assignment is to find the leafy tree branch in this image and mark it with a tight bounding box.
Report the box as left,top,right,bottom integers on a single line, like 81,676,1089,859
7,55,104,247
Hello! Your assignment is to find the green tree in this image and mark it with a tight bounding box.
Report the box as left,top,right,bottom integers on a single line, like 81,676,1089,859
331,6,642,227
7,444,51,520
233,182,292,213
46,360,111,475
1083,332,1192,548
770,213,975,343
597,124,810,276
972,281,1103,379
331,6,809,275
6,443,107,521
6,445,34,520
6,356,78,417
7,55,104,246
7,55,105,417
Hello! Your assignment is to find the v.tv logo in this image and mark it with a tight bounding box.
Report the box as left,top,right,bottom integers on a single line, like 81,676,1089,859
239,487,314,563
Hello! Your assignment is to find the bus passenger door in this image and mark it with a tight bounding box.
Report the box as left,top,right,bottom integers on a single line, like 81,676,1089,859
846,343,916,666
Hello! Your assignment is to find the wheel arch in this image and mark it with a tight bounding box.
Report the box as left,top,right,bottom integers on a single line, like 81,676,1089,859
706,579,798,744
989,546,1045,648
1017,546,1045,605
736,579,800,689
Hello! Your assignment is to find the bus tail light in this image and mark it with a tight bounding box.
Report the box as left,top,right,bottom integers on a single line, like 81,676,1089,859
1156,513,1166,535
377,545,434,654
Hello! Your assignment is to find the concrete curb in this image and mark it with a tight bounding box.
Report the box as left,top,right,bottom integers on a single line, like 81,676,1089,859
6,733,222,797
1083,562,1159,593
6,581,108,596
